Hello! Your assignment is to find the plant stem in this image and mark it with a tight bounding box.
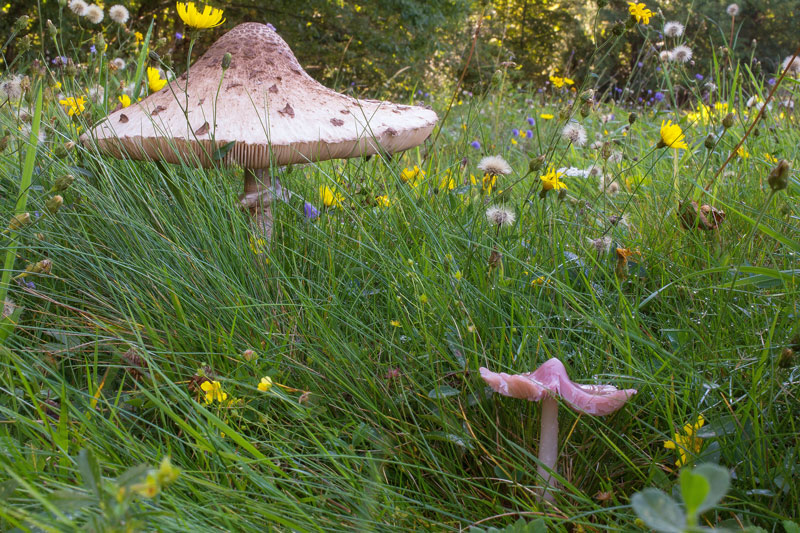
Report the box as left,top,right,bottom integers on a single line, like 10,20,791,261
537,395,558,502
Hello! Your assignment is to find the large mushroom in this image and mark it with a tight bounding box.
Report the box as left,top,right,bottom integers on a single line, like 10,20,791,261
85,23,437,239
480,358,636,501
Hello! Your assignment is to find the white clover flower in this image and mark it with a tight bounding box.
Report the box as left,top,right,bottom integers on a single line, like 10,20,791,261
726,3,740,16
485,205,516,227
85,4,104,24
561,122,587,147
477,155,512,176
671,45,693,63
108,5,130,24
663,21,684,38
69,0,88,16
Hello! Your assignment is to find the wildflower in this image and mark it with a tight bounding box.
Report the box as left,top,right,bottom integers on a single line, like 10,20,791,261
470,140,481,149
390,320,401,327
131,472,160,498
511,128,520,137
664,416,705,467
109,5,130,24
374,195,391,207
85,4,104,24
155,456,180,486
438,173,456,190
659,50,673,62
59,96,86,117
525,129,533,138
627,2,653,24
453,270,463,280
726,3,739,16
527,117,535,126
549,75,574,88
176,2,226,29
695,73,704,81
781,55,800,76
481,173,497,194
88,85,104,103
147,67,167,92
614,248,638,279
671,45,693,63
111,57,126,70
654,91,665,102
589,236,613,254
540,167,567,192
134,31,144,45
319,185,343,207
561,122,587,147
485,205,516,227
249,235,268,255
735,146,749,159
663,21,684,38
768,159,791,191
257,376,273,392
303,201,320,219
200,380,228,404
477,155,512,176
69,0,88,16
658,120,688,150
540,113,554,120
599,175,621,196
419,294,428,304
400,165,425,186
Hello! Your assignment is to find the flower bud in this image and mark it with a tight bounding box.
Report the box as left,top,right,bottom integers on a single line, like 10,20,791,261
242,349,257,362
580,102,591,118
95,33,105,50
704,134,716,150
65,60,78,77
557,188,568,200
8,212,31,231
628,112,637,125
722,113,734,129
558,108,570,120
29,259,52,274
222,52,232,70
47,19,57,37
148,50,161,63
13,15,29,32
597,0,607,7
53,174,75,191
46,195,64,214
580,89,594,102
611,21,626,36
768,159,790,191
778,348,794,368
528,154,545,172
625,16,636,29
18,35,33,53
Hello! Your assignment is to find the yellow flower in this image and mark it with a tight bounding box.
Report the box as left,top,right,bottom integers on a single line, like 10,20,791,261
627,2,653,24
147,67,167,92
59,96,86,117
118,94,131,108
134,31,144,45
257,376,273,392
735,146,750,159
764,152,778,164
419,294,428,304
390,320,401,327
540,113,554,120
549,75,565,88
176,2,225,29
531,276,547,286
453,270,463,280
375,195,391,207
481,173,496,194
664,415,705,467
439,172,456,190
200,380,228,404
540,167,567,191
401,165,425,186
659,120,688,150
319,185,343,207
249,235,268,255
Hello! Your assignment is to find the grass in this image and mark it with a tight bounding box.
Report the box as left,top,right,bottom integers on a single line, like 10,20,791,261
2,15,800,533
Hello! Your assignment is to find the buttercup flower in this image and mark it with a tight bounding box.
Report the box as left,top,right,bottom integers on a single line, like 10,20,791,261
659,120,689,150
540,167,567,192
257,376,273,392
109,5,130,24
176,2,226,29
664,416,705,467
200,380,228,404
147,67,167,92
59,96,86,116
627,2,653,24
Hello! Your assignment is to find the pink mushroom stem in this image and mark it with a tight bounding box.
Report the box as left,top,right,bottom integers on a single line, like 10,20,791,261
537,395,559,502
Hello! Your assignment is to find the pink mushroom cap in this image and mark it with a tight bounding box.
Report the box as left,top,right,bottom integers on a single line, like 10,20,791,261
479,358,636,416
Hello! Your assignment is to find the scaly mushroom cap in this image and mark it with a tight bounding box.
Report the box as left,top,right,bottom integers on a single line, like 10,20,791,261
479,358,636,416
86,23,438,168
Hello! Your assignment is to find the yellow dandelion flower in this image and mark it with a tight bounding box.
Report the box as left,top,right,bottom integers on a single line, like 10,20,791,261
549,75,565,88
176,2,225,29
540,113,554,120
627,2,653,24
540,167,567,191
659,120,688,150
59,96,86,117
147,67,167,92
664,415,705,467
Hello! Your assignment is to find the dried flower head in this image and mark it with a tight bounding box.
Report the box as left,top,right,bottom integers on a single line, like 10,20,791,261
88,85,104,103
68,0,88,16
561,122,587,147
0,75,24,101
671,45,693,63
659,50,674,62
663,21,684,38
781,55,800,76
477,155,512,176
599,175,620,196
589,236,613,254
109,5,130,24
485,205,516,227
85,4,104,24
607,151,624,164
726,3,740,16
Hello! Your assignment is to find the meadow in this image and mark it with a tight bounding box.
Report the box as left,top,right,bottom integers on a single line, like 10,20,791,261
0,1,799,531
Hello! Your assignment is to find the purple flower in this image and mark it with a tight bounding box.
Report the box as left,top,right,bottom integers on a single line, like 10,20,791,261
266,23,276,31
525,129,533,138
654,91,665,102
656,67,662,72
511,128,520,137
615,87,623,93
470,140,481,150
25,281,36,290
768,78,776,86
304,201,320,220
527,117,535,125
537,88,543,93
90,45,97,54
175,32,183,40
637,61,644,68
424,92,430,98
695,73,704,81
416,89,423,96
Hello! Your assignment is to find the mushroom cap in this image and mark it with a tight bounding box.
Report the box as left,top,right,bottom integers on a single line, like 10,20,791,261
86,23,438,168
479,358,636,416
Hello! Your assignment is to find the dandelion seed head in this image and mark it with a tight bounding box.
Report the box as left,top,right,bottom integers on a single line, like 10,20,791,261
85,4,104,24
88,85,104,103
561,122,587,147
672,45,693,63
599,176,621,196
20,123,47,145
607,151,624,164
69,0,88,16
0,75,24,101
663,21,684,38
726,3,740,16
485,205,516,227
477,155,512,176
111,57,126,70
659,50,674,62
781,55,800,75
109,5,130,24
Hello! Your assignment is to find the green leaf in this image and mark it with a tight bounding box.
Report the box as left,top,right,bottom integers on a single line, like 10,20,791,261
783,521,800,533
693,463,730,515
212,141,236,161
427,385,460,399
679,468,710,521
77,449,101,500
631,488,686,533
132,20,155,101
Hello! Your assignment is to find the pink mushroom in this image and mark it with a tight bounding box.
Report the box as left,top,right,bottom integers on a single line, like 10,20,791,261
480,358,636,501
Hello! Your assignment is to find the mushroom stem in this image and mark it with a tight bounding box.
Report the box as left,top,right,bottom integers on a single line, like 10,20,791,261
241,168,273,240
537,395,559,502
